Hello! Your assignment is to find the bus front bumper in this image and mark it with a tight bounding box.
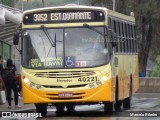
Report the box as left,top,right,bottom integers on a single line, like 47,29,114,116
22,79,113,104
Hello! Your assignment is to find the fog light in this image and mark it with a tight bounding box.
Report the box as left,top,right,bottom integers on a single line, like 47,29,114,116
96,80,102,86
36,85,42,90
24,78,29,83
30,82,35,87
89,83,94,88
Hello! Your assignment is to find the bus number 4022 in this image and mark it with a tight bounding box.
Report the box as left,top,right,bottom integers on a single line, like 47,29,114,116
78,76,98,82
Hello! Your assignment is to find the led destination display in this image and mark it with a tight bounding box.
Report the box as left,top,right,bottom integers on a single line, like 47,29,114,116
23,10,105,24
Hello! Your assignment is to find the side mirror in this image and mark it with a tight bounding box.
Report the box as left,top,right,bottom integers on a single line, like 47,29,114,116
13,32,19,45
108,29,118,47
111,33,118,47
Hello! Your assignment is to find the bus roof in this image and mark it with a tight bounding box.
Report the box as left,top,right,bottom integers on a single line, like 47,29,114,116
107,9,135,22
23,5,107,14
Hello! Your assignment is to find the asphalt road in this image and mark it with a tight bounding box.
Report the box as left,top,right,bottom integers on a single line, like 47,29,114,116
1,93,160,120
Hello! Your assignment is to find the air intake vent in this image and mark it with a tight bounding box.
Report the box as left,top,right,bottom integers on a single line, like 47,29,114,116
43,84,87,88
34,71,96,78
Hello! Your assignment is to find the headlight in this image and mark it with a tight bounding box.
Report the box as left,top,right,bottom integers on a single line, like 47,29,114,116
89,83,94,88
36,85,42,90
24,78,29,83
102,76,108,81
96,80,102,86
29,82,35,87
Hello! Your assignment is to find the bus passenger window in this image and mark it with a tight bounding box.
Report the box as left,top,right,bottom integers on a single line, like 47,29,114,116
127,24,131,53
108,18,112,29
118,21,123,53
125,23,128,53
131,25,135,53
132,25,136,53
113,20,118,52
129,24,133,53
116,21,121,53
122,23,126,53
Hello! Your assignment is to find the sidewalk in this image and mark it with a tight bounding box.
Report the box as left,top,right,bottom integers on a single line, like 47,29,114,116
0,97,36,116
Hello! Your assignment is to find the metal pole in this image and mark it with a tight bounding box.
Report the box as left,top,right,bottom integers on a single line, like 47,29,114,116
42,0,44,7
113,0,115,11
21,0,23,11
78,0,80,5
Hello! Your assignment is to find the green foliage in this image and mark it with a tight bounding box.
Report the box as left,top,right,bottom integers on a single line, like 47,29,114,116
0,0,15,7
16,0,90,10
151,56,160,77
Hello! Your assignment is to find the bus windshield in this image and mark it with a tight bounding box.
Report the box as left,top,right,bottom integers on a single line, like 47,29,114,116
22,27,110,69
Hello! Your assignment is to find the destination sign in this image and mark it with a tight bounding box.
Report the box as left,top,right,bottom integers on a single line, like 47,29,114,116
23,10,105,24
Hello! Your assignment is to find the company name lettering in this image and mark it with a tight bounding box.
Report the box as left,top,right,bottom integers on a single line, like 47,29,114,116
57,79,72,82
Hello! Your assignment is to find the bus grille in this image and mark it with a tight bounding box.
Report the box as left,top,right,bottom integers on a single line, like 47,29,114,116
34,71,96,78
46,92,85,100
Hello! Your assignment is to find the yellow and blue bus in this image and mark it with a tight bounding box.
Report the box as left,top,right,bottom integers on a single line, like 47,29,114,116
14,4,139,116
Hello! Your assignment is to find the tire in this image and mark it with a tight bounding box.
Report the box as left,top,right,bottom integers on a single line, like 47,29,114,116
56,105,65,116
123,76,132,109
114,77,122,112
114,101,122,112
123,97,131,109
35,103,47,117
104,102,113,113
66,105,75,111
66,105,75,115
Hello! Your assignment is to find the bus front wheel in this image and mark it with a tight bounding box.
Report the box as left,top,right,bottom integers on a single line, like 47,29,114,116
66,105,75,111
35,103,47,117
114,77,122,112
104,102,113,113
66,105,75,115
56,105,65,116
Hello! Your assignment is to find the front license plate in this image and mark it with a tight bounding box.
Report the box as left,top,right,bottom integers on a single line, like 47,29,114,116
58,92,72,98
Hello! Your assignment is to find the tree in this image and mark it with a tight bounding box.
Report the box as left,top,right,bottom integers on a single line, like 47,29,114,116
151,56,160,77
90,0,160,75
0,0,15,7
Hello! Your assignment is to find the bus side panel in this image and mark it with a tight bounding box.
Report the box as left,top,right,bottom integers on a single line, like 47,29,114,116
132,55,139,94
123,55,131,99
112,54,124,100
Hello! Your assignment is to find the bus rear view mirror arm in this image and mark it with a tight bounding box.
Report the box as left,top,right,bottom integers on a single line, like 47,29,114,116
13,24,21,45
13,32,19,45
112,33,118,47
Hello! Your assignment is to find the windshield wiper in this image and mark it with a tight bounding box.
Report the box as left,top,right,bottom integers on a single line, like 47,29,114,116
41,25,57,57
83,23,107,36
83,23,108,48
41,25,55,47
54,33,57,58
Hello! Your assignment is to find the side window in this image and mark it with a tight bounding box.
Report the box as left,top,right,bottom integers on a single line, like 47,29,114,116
117,21,121,53
117,21,123,53
131,24,135,53
108,17,113,53
125,23,128,53
122,22,126,53
112,19,118,52
129,24,133,53
119,22,124,53
134,26,138,52
113,20,117,33
127,24,131,53
108,18,112,29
